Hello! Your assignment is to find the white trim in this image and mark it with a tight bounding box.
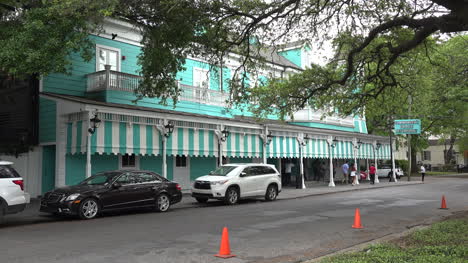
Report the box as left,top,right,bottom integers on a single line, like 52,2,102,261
193,67,210,89
95,44,121,72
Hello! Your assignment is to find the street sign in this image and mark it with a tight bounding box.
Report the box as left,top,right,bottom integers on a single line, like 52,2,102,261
394,119,421,134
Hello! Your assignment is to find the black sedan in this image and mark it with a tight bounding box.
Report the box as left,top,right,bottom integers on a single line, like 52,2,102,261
40,170,182,219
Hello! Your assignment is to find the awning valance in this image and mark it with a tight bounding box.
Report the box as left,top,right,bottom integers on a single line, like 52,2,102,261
167,128,218,157
377,144,391,160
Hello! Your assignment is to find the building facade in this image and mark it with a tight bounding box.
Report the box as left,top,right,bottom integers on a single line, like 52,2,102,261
0,19,392,197
416,139,466,171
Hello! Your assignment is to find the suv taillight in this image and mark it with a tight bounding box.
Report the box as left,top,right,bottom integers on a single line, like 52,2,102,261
12,179,24,191
175,183,182,191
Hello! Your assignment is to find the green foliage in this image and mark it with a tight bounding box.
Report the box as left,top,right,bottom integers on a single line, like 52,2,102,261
0,0,117,76
321,218,468,263
395,160,408,173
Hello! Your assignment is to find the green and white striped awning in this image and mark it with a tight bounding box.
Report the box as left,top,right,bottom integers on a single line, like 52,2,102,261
66,121,219,157
331,141,354,159
266,136,300,158
376,144,391,159
222,132,262,158
357,143,374,159
303,139,330,158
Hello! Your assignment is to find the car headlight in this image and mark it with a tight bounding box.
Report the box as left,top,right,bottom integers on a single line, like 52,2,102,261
65,193,80,201
210,180,228,186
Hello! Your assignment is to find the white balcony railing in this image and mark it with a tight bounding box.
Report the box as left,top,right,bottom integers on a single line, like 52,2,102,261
86,66,229,107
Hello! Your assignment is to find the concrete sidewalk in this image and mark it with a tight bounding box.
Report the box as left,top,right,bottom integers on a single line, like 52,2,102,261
1,179,422,228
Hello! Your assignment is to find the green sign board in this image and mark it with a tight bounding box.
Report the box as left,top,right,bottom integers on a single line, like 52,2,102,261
394,119,421,134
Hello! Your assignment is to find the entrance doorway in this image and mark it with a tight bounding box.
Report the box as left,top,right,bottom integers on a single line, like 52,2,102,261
173,155,191,190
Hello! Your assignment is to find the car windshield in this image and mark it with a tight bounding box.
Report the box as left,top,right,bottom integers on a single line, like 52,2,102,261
209,166,237,176
79,172,119,186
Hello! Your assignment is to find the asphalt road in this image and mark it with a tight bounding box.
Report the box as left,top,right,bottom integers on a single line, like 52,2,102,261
1,177,467,263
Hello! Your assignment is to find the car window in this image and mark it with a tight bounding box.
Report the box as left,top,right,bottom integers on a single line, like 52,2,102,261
262,166,277,174
209,166,237,176
135,172,161,183
252,166,267,176
0,165,20,178
380,165,391,169
116,173,137,185
242,167,255,176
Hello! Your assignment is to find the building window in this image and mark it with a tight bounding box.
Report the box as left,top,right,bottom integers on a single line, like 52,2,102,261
193,67,210,89
96,45,121,72
121,154,136,168
176,155,187,167
423,151,431,161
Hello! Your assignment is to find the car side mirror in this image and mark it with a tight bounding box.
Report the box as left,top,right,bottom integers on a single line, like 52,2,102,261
240,172,247,177
112,182,122,189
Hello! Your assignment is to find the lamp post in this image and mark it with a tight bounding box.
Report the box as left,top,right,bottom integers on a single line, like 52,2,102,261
327,136,338,187
215,126,230,166
157,120,174,178
261,129,273,164
86,112,101,178
373,141,381,183
353,139,362,185
297,134,310,189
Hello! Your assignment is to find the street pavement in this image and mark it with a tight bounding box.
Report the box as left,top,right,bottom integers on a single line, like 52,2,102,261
1,175,467,263
1,177,423,227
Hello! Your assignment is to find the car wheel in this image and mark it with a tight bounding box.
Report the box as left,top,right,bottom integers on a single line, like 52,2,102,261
78,198,100,220
265,184,278,201
155,194,171,212
195,197,208,203
224,187,239,205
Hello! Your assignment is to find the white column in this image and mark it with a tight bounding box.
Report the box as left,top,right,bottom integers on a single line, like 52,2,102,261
157,121,169,178
327,137,335,187
352,139,359,185
162,137,167,178
299,145,306,189
85,112,92,178
373,141,380,183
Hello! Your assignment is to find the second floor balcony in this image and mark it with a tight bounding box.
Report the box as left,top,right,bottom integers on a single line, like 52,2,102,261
86,67,230,107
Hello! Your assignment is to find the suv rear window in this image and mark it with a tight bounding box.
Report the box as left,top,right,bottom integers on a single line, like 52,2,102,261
0,165,21,178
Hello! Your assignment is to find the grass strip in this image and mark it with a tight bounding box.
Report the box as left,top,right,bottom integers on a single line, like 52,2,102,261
320,218,468,263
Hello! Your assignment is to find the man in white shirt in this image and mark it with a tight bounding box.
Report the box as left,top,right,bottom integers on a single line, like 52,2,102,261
284,161,295,186
420,164,426,182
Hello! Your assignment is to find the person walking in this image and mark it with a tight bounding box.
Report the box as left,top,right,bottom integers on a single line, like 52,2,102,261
420,164,426,182
351,163,358,185
369,163,376,185
341,161,349,184
284,160,295,186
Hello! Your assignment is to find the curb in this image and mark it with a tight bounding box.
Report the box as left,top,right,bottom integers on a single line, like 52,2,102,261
276,181,423,201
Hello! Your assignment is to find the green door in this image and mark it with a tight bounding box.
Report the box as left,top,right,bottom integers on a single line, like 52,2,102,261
42,145,56,194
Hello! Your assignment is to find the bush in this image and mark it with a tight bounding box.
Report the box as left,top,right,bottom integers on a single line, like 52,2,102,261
395,160,408,173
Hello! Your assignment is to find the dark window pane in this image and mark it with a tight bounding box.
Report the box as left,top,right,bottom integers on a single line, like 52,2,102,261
0,165,20,178
176,156,187,167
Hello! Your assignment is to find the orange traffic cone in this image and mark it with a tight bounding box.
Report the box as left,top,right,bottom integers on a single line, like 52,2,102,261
215,227,236,258
440,195,448,209
352,208,363,229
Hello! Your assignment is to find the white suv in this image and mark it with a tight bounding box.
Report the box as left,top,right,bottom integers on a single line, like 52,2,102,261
0,161,30,222
376,165,404,179
191,163,282,205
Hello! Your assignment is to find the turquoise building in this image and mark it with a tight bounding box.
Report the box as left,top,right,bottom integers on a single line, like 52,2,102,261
2,18,392,197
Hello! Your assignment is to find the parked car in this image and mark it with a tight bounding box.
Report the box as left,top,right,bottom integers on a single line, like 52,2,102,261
40,170,182,219
376,165,404,179
191,163,282,205
0,161,30,223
